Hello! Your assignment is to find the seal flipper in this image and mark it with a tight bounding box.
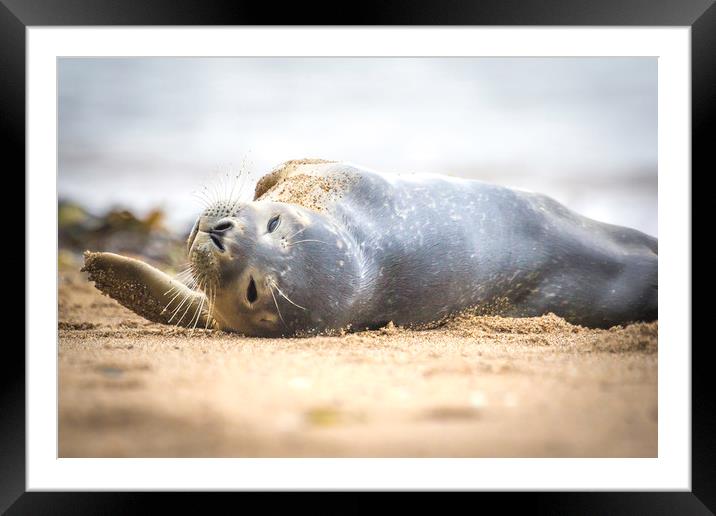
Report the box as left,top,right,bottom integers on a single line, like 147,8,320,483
82,251,214,329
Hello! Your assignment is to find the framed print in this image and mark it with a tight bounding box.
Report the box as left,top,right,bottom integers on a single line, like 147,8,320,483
7,0,712,512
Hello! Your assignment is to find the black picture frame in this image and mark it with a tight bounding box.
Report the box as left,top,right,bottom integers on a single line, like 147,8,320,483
5,0,709,512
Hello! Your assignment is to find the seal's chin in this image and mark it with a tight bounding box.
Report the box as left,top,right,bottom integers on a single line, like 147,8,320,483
188,236,220,290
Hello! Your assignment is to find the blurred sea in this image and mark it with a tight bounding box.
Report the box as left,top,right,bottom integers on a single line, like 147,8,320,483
58,57,657,237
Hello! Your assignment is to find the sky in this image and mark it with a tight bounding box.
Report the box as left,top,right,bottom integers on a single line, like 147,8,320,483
58,57,657,236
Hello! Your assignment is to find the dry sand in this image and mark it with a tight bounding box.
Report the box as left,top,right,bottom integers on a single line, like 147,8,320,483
59,267,657,458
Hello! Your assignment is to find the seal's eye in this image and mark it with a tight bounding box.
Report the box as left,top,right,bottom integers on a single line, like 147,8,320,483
267,215,280,233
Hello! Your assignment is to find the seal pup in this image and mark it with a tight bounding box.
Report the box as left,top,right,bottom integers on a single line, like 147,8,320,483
83,159,658,336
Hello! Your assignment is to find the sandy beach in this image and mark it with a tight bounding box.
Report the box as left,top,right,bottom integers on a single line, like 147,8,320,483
59,264,657,458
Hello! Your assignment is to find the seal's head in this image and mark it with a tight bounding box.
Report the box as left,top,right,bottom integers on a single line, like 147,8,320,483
187,200,363,336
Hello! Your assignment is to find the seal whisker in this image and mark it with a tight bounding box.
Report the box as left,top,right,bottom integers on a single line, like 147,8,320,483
269,279,307,311
241,168,254,200
285,227,308,241
164,269,194,296
178,277,197,293
202,280,212,322
224,164,254,214
229,172,250,214
168,292,194,323
268,283,288,329
221,172,229,205
187,275,199,289
287,239,329,247
227,174,240,209
164,280,196,310
209,176,222,206
175,272,194,284
185,266,200,288
225,171,237,206
202,183,217,207
197,185,216,207
199,185,211,206
162,286,187,313
204,286,215,331
174,290,198,327
189,292,206,336
210,288,217,329
192,192,211,208
216,172,228,204
211,289,217,327
167,295,189,322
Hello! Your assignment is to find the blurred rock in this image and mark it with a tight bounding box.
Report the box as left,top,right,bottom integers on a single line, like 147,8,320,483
59,199,187,270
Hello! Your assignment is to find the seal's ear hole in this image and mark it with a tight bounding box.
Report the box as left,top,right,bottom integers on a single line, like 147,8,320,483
246,277,258,304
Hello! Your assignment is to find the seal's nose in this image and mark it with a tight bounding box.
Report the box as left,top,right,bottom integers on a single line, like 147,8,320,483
207,219,237,253
210,219,234,234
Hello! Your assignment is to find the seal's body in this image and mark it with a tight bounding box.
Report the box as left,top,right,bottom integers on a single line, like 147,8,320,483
84,159,657,335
